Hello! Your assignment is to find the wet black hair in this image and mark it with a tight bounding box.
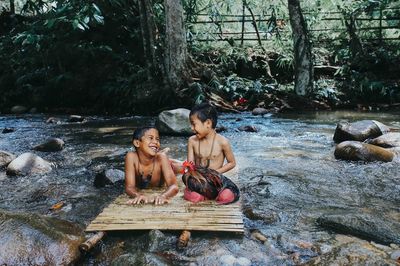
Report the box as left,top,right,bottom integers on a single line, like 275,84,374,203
189,102,218,128
132,126,157,142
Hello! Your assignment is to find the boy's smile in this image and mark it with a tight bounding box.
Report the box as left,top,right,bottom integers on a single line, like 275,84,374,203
136,128,160,155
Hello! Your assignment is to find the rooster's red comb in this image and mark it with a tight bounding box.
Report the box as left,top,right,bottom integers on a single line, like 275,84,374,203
181,160,195,174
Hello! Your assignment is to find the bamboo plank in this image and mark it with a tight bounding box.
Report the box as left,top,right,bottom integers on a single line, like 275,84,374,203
86,190,244,233
83,175,244,250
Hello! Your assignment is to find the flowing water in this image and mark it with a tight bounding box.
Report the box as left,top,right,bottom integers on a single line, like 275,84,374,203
0,111,399,265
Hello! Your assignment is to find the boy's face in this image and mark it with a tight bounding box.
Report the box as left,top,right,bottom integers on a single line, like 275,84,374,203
190,114,212,139
133,128,160,156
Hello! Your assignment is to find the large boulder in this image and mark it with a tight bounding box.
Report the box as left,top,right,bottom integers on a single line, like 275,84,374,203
365,132,400,148
0,150,16,168
155,108,192,136
33,138,65,152
6,152,52,176
334,141,395,162
0,209,84,265
333,120,390,143
317,213,400,245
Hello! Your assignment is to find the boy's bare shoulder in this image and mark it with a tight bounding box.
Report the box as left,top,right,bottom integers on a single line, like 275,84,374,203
126,151,137,158
216,133,230,145
188,135,198,144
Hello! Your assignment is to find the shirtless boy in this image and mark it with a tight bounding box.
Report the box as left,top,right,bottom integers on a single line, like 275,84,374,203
183,103,239,204
125,127,178,205
188,103,236,173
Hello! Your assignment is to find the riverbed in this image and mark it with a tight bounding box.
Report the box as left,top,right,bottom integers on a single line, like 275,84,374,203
0,110,399,265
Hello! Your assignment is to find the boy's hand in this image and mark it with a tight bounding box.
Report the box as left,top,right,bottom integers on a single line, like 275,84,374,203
126,194,149,205
154,195,169,205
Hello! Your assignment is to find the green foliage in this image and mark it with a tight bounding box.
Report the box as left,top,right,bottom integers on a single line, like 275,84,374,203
0,0,162,113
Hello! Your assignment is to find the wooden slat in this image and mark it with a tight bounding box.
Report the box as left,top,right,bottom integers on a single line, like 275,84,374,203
85,187,244,233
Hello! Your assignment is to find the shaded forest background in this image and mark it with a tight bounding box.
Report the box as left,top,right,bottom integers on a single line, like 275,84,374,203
1,0,399,114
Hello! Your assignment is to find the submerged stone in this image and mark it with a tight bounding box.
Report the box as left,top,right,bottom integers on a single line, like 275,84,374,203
7,152,52,176
317,213,400,245
0,150,16,168
365,132,400,148
33,138,65,152
0,209,84,265
334,141,394,162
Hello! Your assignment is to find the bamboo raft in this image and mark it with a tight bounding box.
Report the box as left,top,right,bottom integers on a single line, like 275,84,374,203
85,188,243,233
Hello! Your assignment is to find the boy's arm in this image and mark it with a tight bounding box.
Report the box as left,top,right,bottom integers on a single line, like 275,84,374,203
215,138,236,174
187,137,195,163
124,152,142,198
154,153,179,205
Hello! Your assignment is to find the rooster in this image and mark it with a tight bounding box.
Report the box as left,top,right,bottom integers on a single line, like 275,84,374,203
181,161,240,204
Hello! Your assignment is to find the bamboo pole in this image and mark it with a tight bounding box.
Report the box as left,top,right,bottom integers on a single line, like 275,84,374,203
177,230,191,249
241,1,245,46
79,231,106,252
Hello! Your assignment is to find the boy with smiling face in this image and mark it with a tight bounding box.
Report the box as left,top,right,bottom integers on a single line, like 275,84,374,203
183,102,239,204
125,127,178,205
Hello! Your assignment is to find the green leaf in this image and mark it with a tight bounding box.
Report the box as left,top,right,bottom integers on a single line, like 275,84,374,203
45,19,56,29
93,14,104,24
92,3,101,14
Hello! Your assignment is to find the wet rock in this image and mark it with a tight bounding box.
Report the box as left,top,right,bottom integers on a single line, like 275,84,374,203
238,125,259,132
242,204,279,224
365,132,400,148
155,108,192,136
220,254,236,265
305,239,395,265
46,117,61,124
390,250,400,261
236,257,252,266
6,152,52,176
94,168,125,188
68,115,85,122
0,150,16,168
0,209,84,265
112,251,167,266
111,253,139,266
251,230,268,243
10,105,28,114
334,141,394,162
2,127,15,133
216,126,227,132
29,107,37,113
147,230,172,252
317,213,400,245
33,138,65,152
333,120,390,143
252,107,269,116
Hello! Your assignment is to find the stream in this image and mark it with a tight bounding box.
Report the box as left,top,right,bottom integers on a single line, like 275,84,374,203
0,110,399,265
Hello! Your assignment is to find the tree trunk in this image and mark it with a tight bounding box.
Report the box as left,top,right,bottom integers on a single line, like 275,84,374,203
10,0,15,14
343,13,364,59
137,0,160,81
288,0,313,96
164,0,189,90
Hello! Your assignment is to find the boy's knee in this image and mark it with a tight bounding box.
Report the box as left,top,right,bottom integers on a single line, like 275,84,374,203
183,188,206,203
216,189,235,204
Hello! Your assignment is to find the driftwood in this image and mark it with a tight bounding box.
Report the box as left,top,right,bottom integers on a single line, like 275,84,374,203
206,92,240,113
79,231,106,252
